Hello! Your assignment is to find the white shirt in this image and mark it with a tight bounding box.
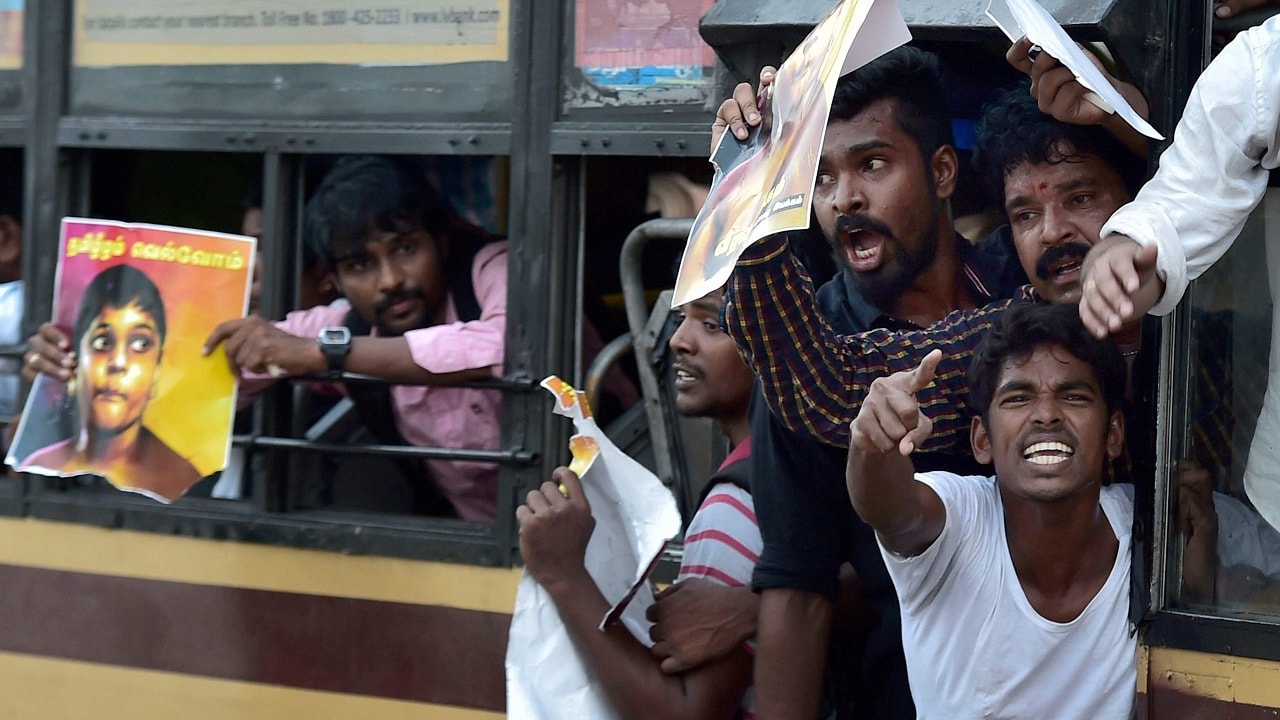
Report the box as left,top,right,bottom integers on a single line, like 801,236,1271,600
1099,14,1280,316
1100,15,1280,534
881,473,1136,720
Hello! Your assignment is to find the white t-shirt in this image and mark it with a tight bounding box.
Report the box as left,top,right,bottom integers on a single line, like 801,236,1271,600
881,473,1136,720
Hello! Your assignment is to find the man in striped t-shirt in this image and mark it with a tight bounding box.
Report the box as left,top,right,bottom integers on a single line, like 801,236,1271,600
518,286,760,719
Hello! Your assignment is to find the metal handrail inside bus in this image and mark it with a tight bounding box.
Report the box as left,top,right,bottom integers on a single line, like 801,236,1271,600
619,217,694,489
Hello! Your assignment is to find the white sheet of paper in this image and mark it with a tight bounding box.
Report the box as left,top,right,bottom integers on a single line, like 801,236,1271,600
506,378,683,720
840,0,911,75
986,0,1163,140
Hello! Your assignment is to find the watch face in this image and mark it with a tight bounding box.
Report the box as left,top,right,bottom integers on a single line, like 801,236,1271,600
319,327,351,345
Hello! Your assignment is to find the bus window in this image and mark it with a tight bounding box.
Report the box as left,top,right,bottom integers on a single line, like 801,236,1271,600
27,149,531,533
1167,187,1280,614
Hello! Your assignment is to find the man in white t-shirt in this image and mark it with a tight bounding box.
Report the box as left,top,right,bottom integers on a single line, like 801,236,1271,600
846,302,1135,719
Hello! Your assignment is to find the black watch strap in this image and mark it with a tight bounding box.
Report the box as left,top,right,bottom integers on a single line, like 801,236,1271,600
317,326,352,380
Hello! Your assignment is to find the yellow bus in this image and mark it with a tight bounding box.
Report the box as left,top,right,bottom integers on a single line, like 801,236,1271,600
3,0,1280,717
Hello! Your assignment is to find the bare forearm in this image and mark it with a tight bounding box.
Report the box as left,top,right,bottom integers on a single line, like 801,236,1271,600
543,576,748,720
847,449,923,545
754,588,832,720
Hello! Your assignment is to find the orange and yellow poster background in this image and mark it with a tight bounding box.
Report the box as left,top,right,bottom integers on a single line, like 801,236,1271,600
15,218,253,480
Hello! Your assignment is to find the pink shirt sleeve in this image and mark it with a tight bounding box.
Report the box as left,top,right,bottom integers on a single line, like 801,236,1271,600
405,240,507,376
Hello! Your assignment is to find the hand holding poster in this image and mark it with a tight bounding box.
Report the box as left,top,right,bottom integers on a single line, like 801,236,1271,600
506,376,682,720
671,0,911,307
5,218,254,503
985,0,1162,141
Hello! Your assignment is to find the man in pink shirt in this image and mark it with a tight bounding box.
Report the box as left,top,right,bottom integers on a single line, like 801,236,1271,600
204,156,507,521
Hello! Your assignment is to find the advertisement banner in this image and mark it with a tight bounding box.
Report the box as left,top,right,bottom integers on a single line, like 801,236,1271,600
74,0,508,66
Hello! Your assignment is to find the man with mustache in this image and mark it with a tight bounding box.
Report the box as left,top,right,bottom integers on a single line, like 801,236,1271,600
657,48,1029,720
203,155,507,521
516,286,760,719
726,84,1142,453
649,76,1144,718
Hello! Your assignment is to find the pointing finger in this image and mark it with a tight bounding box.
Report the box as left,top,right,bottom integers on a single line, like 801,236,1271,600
907,349,943,393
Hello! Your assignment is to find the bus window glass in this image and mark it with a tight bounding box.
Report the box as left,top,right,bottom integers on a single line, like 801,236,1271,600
44,150,523,525
1170,188,1280,613
69,0,513,121
563,0,716,113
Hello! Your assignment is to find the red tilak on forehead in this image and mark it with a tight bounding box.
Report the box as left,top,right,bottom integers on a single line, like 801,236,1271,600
1039,182,1047,191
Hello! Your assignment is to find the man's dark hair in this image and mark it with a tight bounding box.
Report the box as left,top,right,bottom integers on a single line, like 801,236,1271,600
73,264,168,350
303,155,471,272
973,84,1145,211
967,303,1125,423
829,46,953,166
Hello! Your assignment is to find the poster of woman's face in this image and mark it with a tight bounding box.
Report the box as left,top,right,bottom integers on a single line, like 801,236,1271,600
6,218,255,503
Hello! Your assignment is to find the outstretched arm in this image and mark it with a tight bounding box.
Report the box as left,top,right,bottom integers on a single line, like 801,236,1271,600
1096,25,1277,320
846,350,947,557
1078,235,1163,338
517,468,751,720
202,316,490,384
724,239,1026,450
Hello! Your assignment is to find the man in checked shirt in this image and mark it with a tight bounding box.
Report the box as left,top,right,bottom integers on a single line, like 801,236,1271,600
647,60,1147,718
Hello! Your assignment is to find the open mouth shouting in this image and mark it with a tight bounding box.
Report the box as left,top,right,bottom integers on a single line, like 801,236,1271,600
1022,439,1075,466
1035,242,1090,291
835,214,895,272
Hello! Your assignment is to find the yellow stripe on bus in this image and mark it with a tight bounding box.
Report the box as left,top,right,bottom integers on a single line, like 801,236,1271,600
1148,646,1280,707
0,650,504,720
0,517,521,612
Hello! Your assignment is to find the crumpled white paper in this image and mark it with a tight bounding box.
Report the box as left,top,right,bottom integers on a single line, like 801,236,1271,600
505,376,683,720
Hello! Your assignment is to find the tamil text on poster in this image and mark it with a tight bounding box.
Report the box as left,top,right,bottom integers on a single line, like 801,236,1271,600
6,218,254,503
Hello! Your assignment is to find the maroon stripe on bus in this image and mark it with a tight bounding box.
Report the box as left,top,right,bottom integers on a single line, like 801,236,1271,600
0,563,509,711
1147,682,1280,719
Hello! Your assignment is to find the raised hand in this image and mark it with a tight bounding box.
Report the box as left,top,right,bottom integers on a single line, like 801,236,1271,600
849,349,941,456
516,466,596,591
1005,37,1150,157
709,66,775,153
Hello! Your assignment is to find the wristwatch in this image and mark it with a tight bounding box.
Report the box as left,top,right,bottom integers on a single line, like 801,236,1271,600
317,326,352,380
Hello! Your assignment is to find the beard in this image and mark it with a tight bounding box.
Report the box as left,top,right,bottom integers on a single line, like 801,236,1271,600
372,287,429,336
839,203,942,310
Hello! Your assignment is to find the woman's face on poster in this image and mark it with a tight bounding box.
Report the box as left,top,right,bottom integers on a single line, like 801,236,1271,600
77,301,161,434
